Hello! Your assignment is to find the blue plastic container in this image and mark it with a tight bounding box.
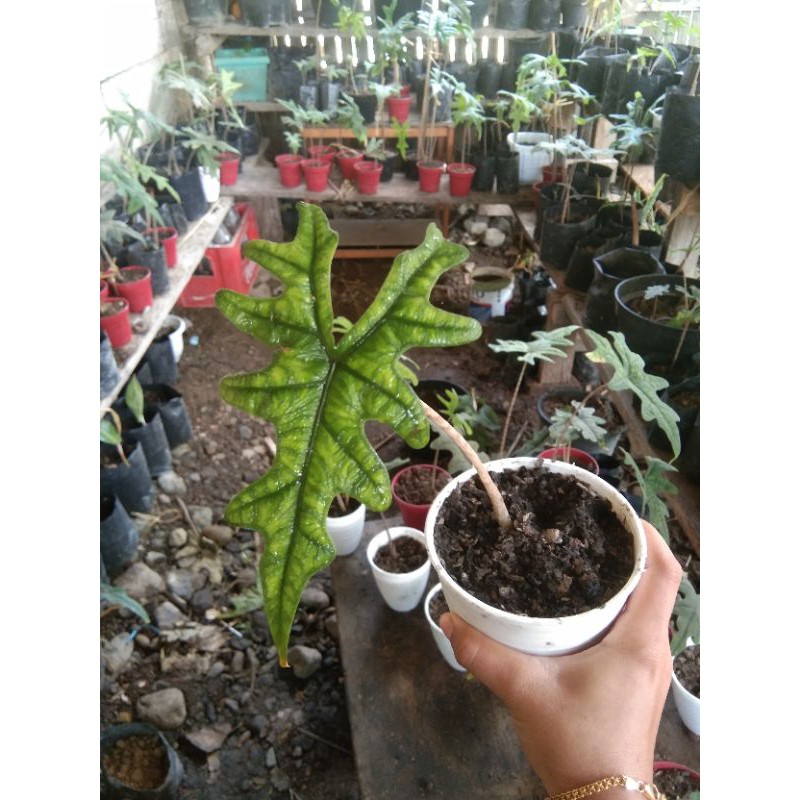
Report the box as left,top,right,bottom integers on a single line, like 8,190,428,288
214,48,270,102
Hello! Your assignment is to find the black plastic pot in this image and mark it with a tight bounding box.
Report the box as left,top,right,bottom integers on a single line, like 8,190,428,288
596,202,643,239
648,375,700,455
497,0,533,28
141,384,194,447
476,60,503,98
560,0,589,28
169,168,208,221
239,0,287,26
182,0,226,24
571,162,614,198
365,151,396,182
584,247,666,334
101,331,121,399
318,79,342,113
614,274,700,374
447,59,479,93
100,494,140,577
563,231,623,292
536,182,577,241
402,152,419,181
602,61,681,117
471,152,496,192
143,336,179,385
353,93,378,124
100,441,154,515
678,413,700,484
574,48,627,99
127,240,169,296
494,152,519,194
620,229,664,260
101,722,184,799
526,0,559,30
655,90,700,187
539,202,598,270
158,201,189,235
123,408,173,477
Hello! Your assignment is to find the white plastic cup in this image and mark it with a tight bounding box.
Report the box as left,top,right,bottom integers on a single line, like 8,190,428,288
671,648,700,735
367,527,431,612
424,583,466,672
425,457,647,656
163,314,187,363
326,502,366,557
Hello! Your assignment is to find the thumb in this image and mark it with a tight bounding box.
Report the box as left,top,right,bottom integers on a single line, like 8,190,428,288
441,612,546,708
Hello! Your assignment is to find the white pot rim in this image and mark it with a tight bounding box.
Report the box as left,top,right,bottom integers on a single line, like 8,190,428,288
424,456,647,654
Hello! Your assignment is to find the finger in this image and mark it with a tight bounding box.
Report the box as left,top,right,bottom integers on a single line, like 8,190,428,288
440,612,548,708
604,520,683,650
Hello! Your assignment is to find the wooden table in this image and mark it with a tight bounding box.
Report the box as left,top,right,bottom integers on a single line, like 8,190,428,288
330,515,700,800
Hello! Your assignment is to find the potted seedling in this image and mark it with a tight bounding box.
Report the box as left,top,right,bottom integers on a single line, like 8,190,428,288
215,201,681,665
278,99,333,190
333,92,369,179
275,131,304,187
376,0,415,119
447,77,486,197
294,55,320,110
334,0,377,122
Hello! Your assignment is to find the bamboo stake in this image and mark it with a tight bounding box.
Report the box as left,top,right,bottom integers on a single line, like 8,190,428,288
421,401,511,530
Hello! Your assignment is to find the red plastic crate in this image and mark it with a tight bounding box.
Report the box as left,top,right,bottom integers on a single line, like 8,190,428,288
178,203,260,308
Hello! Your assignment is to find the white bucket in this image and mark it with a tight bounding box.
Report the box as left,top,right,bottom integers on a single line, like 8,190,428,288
506,131,554,184
469,267,514,321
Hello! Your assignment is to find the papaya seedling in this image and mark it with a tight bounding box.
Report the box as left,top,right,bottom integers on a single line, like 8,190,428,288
216,201,490,664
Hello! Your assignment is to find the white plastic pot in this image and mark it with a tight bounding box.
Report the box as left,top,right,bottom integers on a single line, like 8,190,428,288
325,501,366,557
424,583,466,672
162,314,187,363
671,645,700,735
200,166,221,202
366,526,431,612
506,131,554,185
469,267,515,320
424,456,647,656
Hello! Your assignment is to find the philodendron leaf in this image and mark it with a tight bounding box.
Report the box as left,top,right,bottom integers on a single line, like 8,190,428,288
584,330,681,459
621,450,677,543
216,202,482,664
671,573,700,657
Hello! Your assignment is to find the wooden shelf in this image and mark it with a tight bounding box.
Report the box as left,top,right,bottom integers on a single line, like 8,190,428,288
100,197,233,412
221,162,529,207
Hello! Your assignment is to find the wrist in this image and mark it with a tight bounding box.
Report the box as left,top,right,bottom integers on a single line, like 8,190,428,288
544,775,664,800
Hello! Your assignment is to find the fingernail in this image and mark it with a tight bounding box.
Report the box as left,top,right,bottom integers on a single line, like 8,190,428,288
439,613,453,639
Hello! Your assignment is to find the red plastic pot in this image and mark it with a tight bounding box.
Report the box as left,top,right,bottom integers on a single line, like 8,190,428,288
275,153,304,187
100,297,132,348
337,151,364,180
537,447,600,475
541,165,566,184
307,145,337,165
399,84,412,97
114,266,153,313
147,227,178,268
387,94,412,123
353,160,382,195
418,160,445,193
447,163,477,197
301,159,332,192
216,152,241,185
391,464,451,530
100,280,110,300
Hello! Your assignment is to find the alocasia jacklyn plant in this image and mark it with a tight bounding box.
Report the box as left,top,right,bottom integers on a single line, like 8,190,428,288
215,202,483,665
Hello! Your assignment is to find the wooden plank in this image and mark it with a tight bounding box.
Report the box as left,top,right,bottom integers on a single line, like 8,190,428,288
330,218,433,247
100,197,233,412
330,515,543,800
330,515,699,800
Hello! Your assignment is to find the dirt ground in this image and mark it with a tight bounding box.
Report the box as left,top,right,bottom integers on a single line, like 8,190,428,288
100,249,699,799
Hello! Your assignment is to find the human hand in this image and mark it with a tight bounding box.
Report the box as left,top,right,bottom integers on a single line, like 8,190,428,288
439,520,682,797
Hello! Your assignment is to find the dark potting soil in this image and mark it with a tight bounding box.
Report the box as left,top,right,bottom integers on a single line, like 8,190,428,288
101,299,127,317
628,294,699,330
654,766,699,800
327,495,360,518
433,464,635,617
374,535,428,573
394,466,451,505
428,589,450,626
102,734,169,790
673,644,700,698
